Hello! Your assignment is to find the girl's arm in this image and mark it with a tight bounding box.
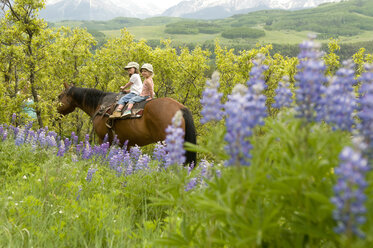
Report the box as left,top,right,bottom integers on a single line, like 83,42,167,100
120,81,133,92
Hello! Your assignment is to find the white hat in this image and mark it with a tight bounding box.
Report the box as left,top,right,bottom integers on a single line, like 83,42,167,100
141,63,153,73
124,62,139,70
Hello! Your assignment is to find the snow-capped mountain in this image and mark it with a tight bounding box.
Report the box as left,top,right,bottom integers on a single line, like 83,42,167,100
41,0,162,21
163,0,343,19
41,0,343,21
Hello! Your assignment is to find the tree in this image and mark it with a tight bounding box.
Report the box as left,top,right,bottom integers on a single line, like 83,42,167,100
1,0,53,127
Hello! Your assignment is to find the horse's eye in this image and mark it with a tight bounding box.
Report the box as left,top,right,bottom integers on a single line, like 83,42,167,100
58,94,63,100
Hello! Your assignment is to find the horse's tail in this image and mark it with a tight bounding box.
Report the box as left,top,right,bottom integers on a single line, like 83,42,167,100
181,107,197,166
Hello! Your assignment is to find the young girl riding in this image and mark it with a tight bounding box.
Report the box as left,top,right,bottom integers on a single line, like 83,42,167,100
110,61,143,118
121,63,155,117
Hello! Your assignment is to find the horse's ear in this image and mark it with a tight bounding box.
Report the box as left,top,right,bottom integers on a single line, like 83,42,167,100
64,82,69,89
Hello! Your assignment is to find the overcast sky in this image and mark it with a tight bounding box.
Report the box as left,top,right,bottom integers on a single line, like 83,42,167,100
47,0,184,10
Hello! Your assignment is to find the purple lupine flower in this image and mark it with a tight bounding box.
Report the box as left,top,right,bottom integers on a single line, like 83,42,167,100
125,158,134,175
95,142,110,159
64,138,71,151
13,126,19,139
76,141,84,155
200,71,224,124
153,141,167,165
0,126,4,141
224,74,267,167
247,53,269,89
224,85,253,166
165,110,186,167
2,130,8,141
86,168,97,182
11,113,17,124
331,146,369,238
38,130,47,147
76,187,82,201
71,132,78,146
295,35,327,122
357,63,373,151
320,60,357,131
136,154,150,171
273,76,293,109
130,145,142,162
81,142,92,159
46,134,57,147
113,135,120,146
185,177,198,192
57,141,66,157
15,128,26,146
185,160,215,191
25,130,36,144
109,150,123,170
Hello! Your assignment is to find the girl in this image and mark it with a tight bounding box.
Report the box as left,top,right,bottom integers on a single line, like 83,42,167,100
110,61,143,118
121,63,155,117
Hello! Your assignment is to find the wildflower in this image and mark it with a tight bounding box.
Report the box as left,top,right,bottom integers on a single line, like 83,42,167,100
273,76,293,109
136,154,150,171
57,141,65,157
71,132,78,145
295,36,326,122
247,53,268,89
86,168,97,182
130,145,142,162
200,71,223,124
185,177,198,192
165,110,186,167
81,141,92,159
331,146,369,238
357,63,373,151
224,76,267,166
153,141,167,165
15,128,26,146
321,60,357,131
11,113,16,124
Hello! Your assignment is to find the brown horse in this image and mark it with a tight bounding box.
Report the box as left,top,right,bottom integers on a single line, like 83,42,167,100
57,83,196,165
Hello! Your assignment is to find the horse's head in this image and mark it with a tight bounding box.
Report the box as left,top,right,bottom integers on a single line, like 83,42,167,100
57,83,76,115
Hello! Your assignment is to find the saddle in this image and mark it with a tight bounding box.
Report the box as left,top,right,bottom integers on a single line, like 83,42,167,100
94,93,150,129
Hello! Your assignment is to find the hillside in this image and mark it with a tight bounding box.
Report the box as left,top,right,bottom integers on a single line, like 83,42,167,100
49,0,373,57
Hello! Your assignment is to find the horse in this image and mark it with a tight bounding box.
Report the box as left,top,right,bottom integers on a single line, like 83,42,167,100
57,83,197,165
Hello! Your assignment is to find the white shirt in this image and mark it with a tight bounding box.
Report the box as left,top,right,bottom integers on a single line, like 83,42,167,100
129,74,143,95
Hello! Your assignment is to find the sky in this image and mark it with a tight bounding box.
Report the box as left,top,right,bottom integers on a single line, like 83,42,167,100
47,0,184,10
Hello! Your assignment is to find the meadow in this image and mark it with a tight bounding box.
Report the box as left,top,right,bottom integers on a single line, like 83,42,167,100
1,39,373,247
2,0,373,247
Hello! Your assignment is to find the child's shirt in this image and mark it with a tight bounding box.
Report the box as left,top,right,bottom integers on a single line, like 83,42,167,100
140,78,154,97
129,74,143,95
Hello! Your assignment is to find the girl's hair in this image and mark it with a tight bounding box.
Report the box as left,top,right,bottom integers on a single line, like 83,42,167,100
127,67,139,75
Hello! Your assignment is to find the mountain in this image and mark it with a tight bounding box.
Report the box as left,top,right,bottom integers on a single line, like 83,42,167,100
162,0,343,19
41,0,161,21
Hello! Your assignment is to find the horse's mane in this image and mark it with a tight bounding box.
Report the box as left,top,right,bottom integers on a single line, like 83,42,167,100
69,87,117,110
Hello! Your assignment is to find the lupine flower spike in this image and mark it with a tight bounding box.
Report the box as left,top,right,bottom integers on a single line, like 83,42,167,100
200,71,223,124
165,110,186,167
321,60,357,131
295,34,326,122
273,76,293,109
357,63,373,153
331,141,369,239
